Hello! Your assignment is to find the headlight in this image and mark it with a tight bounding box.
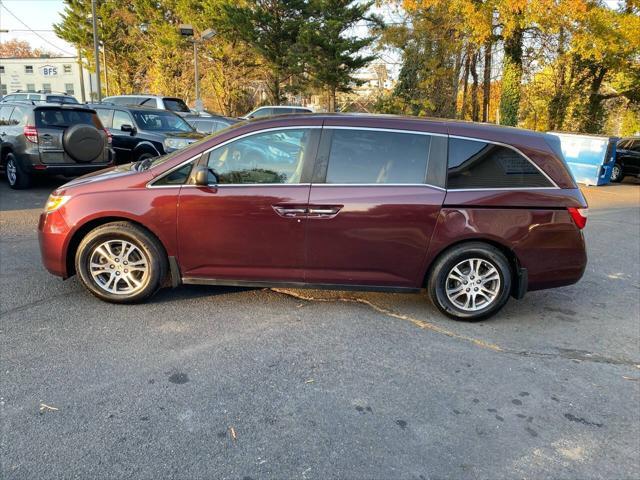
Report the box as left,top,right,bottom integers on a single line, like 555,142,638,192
163,138,192,150
44,194,70,213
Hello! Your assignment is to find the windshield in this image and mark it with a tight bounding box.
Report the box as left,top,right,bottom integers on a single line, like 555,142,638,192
46,96,79,104
131,110,193,132
163,98,191,113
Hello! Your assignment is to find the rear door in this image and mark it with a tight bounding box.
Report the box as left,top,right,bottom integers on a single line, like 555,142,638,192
176,125,321,282
34,107,104,164
305,125,447,288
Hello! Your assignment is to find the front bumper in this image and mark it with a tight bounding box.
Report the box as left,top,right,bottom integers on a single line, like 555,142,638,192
38,210,71,278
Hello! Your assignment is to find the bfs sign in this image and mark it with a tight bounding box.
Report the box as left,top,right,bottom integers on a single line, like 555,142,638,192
41,65,58,77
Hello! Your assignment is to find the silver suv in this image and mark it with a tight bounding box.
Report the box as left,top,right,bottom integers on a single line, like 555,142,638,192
102,95,191,116
0,102,113,189
1,91,79,105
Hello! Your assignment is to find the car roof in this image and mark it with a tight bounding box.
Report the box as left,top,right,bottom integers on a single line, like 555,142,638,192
256,105,311,110
88,103,175,113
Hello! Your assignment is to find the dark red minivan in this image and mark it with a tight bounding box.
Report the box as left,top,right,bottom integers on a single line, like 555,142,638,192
38,114,588,320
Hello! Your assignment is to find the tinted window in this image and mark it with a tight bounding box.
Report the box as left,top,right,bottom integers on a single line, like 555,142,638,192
95,108,113,128
162,98,190,113
0,106,14,125
447,138,551,189
34,109,98,129
112,110,133,130
154,163,194,186
250,108,272,118
325,129,430,184
206,128,313,184
630,140,640,152
131,110,193,132
9,105,29,126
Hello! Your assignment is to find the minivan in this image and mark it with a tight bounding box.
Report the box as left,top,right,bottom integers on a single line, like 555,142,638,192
38,114,588,320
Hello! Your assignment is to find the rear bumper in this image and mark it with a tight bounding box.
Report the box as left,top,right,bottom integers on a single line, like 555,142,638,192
38,210,71,278
22,149,115,176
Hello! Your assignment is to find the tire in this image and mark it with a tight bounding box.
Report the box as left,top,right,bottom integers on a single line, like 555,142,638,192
427,242,512,321
136,152,155,162
5,153,31,189
610,163,624,183
75,222,167,303
63,124,104,162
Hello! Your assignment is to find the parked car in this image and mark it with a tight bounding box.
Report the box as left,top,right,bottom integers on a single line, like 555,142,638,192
610,137,640,182
38,114,588,321
102,95,191,116
88,103,204,163
1,91,79,104
0,101,113,189
185,115,239,135
242,105,312,119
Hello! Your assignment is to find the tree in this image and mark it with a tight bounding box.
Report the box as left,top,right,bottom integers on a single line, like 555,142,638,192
221,0,306,104
298,0,380,111
0,39,53,58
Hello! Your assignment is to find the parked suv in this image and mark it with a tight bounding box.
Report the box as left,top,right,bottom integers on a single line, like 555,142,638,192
88,104,204,163
610,137,639,182
102,95,191,116
1,101,112,189
39,114,588,320
1,91,79,104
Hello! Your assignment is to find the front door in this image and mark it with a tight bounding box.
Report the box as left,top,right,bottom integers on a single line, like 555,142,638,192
177,126,320,282
110,110,137,163
305,127,447,288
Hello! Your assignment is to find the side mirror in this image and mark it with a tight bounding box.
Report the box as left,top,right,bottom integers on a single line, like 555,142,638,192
120,124,135,134
192,165,210,186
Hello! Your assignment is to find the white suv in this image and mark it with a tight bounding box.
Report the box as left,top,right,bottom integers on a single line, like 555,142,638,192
102,95,191,116
243,105,313,119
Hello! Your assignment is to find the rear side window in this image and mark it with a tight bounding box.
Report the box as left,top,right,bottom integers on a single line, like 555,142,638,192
0,106,14,125
34,109,100,129
95,108,113,128
163,98,190,113
9,105,29,126
447,138,552,189
250,108,272,118
324,129,430,184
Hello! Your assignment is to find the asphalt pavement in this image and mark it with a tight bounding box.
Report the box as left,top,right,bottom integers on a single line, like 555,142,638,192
1,175,639,479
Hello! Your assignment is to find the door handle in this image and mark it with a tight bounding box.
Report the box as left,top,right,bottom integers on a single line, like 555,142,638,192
272,205,308,218
308,205,343,217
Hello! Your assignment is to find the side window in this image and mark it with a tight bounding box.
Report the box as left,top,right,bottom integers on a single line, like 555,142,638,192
631,140,640,153
153,163,194,186
324,129,430,184
250,108,272,118
447,138,552,189
112,110,133,130
0,106,14,126
206,128,314,184
9,105,29,126
96,108,113,128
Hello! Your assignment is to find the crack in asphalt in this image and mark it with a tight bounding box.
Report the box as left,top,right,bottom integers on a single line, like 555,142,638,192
0,291,81,317
270,288,640,369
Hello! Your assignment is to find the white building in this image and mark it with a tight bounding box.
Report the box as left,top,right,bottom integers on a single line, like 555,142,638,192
0,56,95,102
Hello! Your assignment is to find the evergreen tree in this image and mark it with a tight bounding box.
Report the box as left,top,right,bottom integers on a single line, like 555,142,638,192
298,0,381,111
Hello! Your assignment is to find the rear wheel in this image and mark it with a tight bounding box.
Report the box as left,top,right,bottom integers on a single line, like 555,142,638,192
5,153,31,189
75,222,167,303
610,163,624,183
428,242,512,321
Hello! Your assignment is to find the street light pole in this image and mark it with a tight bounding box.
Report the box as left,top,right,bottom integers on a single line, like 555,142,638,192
91,0,102,101
193,40,201,112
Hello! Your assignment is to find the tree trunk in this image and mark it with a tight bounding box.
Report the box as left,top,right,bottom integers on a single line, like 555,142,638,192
461,50,471,119
498,26,524,126
548,27,567,131
583,66,607,133
328,86,336,112
470,51,479,121
272,69,281,105
482,39,492,122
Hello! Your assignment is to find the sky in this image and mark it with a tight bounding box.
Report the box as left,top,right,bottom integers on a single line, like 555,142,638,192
0,0,75,55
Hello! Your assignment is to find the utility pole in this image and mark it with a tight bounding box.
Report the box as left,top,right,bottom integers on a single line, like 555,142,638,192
193,41,201,111
91,0,102,101
102,45,109,96
77,49,86,103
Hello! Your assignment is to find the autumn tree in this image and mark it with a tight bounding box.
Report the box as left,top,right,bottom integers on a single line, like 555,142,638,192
0,39,53,58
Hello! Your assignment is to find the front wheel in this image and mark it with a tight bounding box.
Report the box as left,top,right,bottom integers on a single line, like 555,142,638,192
610,163,624,183
75,222,167,303
427,242,512,321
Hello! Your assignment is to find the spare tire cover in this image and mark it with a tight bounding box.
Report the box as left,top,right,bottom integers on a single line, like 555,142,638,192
63,124,104,163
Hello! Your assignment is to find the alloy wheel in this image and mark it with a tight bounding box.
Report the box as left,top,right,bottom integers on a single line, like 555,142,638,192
6,157,17,185
611,164,621,181
89,239,149,295
445,258,501,312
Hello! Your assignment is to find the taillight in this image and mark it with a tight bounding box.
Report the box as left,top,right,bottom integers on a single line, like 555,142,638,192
104,128,112,145
24,125,38,143
568,207,588,229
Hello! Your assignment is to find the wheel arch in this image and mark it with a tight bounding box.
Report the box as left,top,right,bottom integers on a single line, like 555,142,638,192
0,145,14,166
65,216,168,278
422,237,523,295
132,141,161,160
